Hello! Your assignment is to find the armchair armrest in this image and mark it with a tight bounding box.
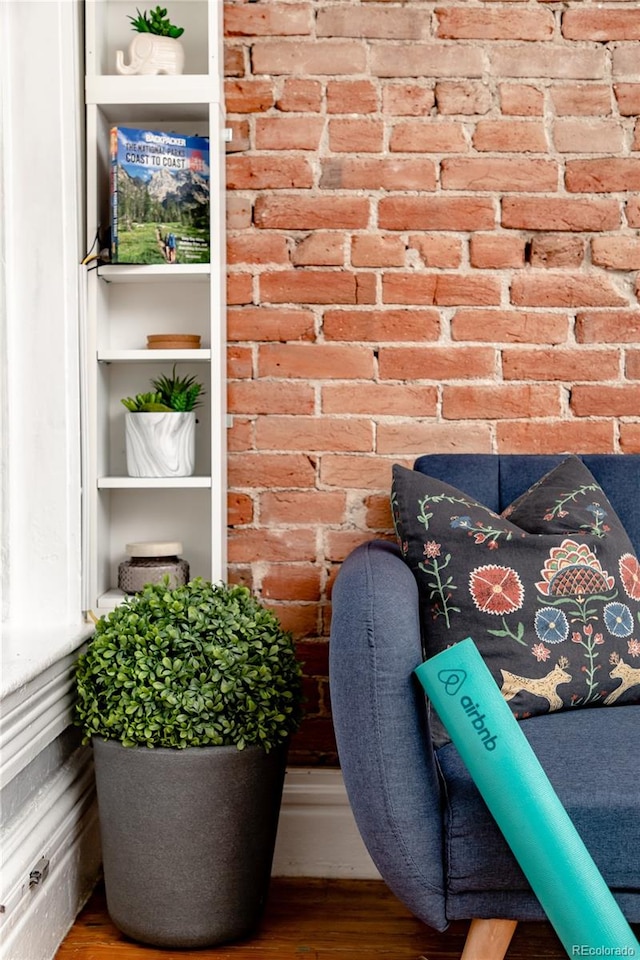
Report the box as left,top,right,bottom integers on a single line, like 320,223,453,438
329,540,448,932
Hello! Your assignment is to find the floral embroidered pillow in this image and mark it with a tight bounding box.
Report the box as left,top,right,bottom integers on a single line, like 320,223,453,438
391,458,640,746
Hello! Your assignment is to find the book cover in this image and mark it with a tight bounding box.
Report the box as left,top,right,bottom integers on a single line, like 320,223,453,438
109,126,210,265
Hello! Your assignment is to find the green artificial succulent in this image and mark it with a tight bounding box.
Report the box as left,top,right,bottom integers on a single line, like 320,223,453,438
128,6,184,39
75,579,304,751
121,365,204,412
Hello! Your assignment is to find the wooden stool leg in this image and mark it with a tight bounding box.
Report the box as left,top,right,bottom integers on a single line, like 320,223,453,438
460,918,518,960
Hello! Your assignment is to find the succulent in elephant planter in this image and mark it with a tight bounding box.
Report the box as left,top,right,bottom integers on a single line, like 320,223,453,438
116,6,185,75
75,578,304,948
121,365,204,477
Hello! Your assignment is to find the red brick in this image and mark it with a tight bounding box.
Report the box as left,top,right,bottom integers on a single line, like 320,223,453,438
327,80,378,114
227,272,253,305
329,119,384,153
562,9,640,41
256,416,373,452
571,385,640,417
613,46,640,80
364,494,394,532
255,195,370,230
473,120,548,152
554,119,625,154
565,159,640,193
351,235,406,268
323,309,440,342
499,84,544,117
379,196,495,231
620,424,640,453
228,492,253,527
529,235,585,268
451,310,569,345
470,234,526,269
228,416,253,452
260,492,347,526
320,157,437,192
252,40,367,76
228,452,316,489
254,116,324,151
626,351,640,380
497,420,614,454
227,306,314,342
381,273,500,307
490,47,605,81
576,311,640,344
293,233,345,267
224,44,244,78
378,346,495,381
376,421,492,454
226,156,313,190
502,347,620,381
224,79,274,113
226,119,249,153
320,455,398,491
261,564,323,602
443,384,560,420
511,274,627,309
409,235,463,269
592,236,640,270
226,194,251,230
550,83,612,116
502,197,621,231
227,234,289,265
317,5,431,40
259,343,375,380
228,381,315,416
435,81,492,116
224,3,312,37
614,83,640,116
627,197,640,228
259,270,367,305
372,44,484,79
383,83,436,116
276,79,322,113
389,120,467,153
322,383,438,417
436,7,554,40
227,345,252,379
228,526,318,564
442,158,557,192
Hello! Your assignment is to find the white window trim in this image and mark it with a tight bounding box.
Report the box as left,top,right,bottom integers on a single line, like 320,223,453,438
1,0,91,698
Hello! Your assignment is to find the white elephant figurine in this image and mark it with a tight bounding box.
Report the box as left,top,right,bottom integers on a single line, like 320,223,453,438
116,34,184,76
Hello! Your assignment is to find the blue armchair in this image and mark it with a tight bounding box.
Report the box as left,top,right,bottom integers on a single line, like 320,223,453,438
329,455,640,959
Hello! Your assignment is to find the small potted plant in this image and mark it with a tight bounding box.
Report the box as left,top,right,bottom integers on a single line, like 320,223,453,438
116,6,185,76
75,578,303,948
121,365,204,477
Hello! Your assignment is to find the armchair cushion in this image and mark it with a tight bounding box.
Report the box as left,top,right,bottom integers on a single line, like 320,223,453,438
391,456,640,746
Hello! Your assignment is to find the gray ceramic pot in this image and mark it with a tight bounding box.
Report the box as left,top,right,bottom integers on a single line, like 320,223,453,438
92,736,288,948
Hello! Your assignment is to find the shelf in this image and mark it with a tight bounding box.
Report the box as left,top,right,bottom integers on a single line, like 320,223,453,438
97,476,213,489
86,74,219,108
98,349,212,362
95,588,127,613
97,264,211,283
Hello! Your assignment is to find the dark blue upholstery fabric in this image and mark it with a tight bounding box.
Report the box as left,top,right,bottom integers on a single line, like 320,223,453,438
437,706,640,895
330,454,640,931
413,454,640,556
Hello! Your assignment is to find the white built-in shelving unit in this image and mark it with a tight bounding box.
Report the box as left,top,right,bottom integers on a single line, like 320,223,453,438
83,0,226,615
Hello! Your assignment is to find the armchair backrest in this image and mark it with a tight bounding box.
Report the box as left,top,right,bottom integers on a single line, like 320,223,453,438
413,454,640,556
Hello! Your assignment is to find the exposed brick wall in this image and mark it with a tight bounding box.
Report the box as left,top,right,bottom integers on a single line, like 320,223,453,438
223,0,640,765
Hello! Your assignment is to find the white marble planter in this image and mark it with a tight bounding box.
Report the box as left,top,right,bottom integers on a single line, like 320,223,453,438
125,411,195,478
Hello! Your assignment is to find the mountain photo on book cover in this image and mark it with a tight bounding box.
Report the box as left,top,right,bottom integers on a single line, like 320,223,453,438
110,126,210,265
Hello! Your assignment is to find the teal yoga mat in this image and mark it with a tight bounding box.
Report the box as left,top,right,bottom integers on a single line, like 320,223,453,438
414,637,639,960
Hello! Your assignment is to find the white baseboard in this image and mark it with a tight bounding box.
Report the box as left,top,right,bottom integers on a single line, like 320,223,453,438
273,768,380,879
0,751,101,960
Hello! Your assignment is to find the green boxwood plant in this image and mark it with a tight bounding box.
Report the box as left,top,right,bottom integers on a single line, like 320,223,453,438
75,579,303,751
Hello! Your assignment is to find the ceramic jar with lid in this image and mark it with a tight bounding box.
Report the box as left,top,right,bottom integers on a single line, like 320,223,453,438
118,541,190,595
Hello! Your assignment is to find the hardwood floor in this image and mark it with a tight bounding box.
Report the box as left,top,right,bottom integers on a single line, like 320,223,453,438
55,877,581,959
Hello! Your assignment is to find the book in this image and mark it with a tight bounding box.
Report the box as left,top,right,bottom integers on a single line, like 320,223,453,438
109,126,210,265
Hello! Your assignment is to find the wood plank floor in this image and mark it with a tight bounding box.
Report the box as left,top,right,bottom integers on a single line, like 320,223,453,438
55,877,589,960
